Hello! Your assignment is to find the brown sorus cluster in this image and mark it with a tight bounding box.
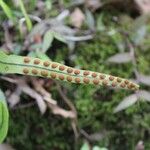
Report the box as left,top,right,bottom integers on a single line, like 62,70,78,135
24,57,30,63
59,74,65,80
92,72,97,78
50,72,57,79
99,74,106,79
51,63,58,68
83,71,90,76
109,76,114,81
43,61,50,67
41,70,48,77
67,68,73,73
83,78,90,84
74,69,80,75
34,59,40,65
75,77,81,83
66,76,72,82
102,80,108,86
23,68,29,74
93,79,99,85
32,69,38,75
59,65,65,71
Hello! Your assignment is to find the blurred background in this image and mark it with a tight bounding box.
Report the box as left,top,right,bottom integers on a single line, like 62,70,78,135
0,0,150,149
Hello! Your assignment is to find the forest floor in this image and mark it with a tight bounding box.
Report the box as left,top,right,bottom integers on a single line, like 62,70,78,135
0,0,150,150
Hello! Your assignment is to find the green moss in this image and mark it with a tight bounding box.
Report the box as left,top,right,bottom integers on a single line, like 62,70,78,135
5,32,150,149
137,55,150,74
7,106,74,150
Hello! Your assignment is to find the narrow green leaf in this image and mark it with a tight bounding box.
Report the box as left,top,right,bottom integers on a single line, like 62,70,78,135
114,94,138,113
19,0,32,31
85,9,95,30
28,51,51,61
0,0,14,21
35,51,50,60
0,89,9,143
52,31,66,43
42,30,54,53
96,14,105,31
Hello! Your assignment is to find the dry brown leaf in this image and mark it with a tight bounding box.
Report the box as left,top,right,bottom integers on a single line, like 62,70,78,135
32,79,76,119
107,52,132,63
1,76,49,114
7,87,22,108
138,90,150,102
135,140,144,150
1,77,46,113
20,84,47,114
89,131,106,141
48,103,76,119
135,0,150,14
114,94,138,113
0,77,18,84
32,79,57,105
1,76,76,118
70,8,85,28
138,74,150,86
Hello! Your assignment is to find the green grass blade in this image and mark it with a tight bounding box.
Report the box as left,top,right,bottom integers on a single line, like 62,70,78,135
0,89,9,143
0,0,14,21
18,0,32,31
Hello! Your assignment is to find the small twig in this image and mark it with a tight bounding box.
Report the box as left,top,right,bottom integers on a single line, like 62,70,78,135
31,78,76,118
80,129,106,142
20,82,47,114
56,82,79,141
56,83,77,114
48,103,76,118
80,129,93,142
32,78,57,105
0,76,18,83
